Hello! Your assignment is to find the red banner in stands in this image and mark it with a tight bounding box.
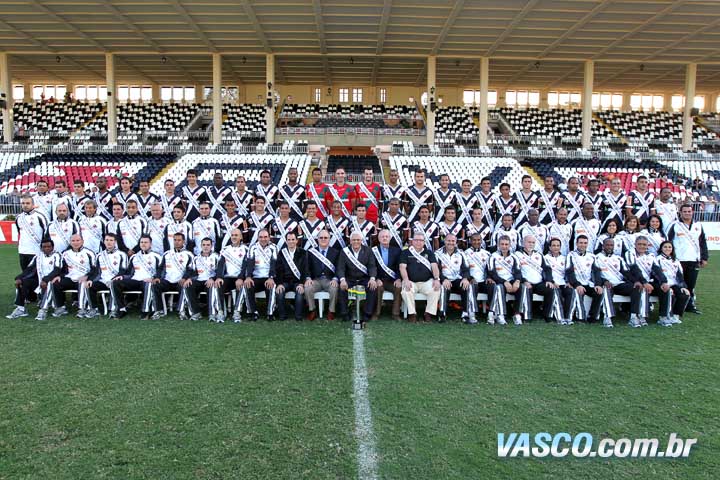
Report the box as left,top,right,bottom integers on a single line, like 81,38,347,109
0,221,18,244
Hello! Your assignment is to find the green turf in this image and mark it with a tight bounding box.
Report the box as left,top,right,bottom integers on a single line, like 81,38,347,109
1,244,719,479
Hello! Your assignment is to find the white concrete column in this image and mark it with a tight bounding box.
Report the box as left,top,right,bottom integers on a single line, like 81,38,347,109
705,93,716,113
0,53,13,143
478,57,489,147
212,53,222,145
194,83,204,104
105,53,117,145
23,83,31,103
581,60,594,150
682,63,697,152
151,83,160,103
265,53,275,144
426,55,436,145
663,93,673,112
539,89,549,109
621,92,631,112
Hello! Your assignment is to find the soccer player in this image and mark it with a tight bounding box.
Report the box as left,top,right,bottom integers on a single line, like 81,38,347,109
279,167,306,222
16,193,48,269
354,166,382,224
8,239,61,320
242,229,278,321
255,170,279,216
77,200,107,254
486,235,521,326
667,204,708,314
325,167,355,218
45,203,80,253
84,233,129,319
191,201,222,255
436,234,475,323
181,169,208,222
305,167,329,220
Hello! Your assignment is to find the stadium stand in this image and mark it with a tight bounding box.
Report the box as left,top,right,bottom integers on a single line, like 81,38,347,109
326,153,382,176
84,103,200,133
222,104,266,138
597,110,717,147
498,107,613,139
149,153,312,194
280,103,419,119
0,152,174,194
434,106,479,146
9,102,104,136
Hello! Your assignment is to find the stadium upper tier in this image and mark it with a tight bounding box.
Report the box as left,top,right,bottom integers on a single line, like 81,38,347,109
280,103,420,119
83,103,201,133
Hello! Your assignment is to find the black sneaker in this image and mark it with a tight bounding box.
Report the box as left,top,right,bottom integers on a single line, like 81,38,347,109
252,312,260,322
686,307,702,315
117,310,127,319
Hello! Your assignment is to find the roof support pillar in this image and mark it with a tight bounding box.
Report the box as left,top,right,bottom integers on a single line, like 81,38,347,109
212,53,222,145
581,60,594,150
266,53,275,144
426,55,436,146
478,57,489,147
0,53,13,143
105,53,117,145
682,63,697,152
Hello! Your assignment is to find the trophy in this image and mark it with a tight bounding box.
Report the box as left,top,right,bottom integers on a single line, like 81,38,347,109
348,285,366,330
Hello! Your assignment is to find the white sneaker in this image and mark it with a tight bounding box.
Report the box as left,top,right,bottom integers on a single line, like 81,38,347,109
628,314,642,328
467,316,478,325
556,318,565,325
513,314,523,326
671,314,682,324
6,306,28,319
565,318,574,325
151,311,165,320
496,315,507,325
52,306,68,317
658,316,673,327
603,317,614,328
216,315,225,324
85,307,99,318
35,308,48,321
190,313,202,321
486,312,495,325
76,309,87,319
179,311,188,321
232,311,242,323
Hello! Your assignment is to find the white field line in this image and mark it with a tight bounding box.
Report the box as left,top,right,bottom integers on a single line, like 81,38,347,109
352,330,379,480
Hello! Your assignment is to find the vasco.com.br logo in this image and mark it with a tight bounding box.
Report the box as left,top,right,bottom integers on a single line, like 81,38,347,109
498,432,697,458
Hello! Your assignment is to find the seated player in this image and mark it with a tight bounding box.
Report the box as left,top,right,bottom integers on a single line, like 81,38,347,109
543,237,571,325
242,229,278,321
186,237,224,322
84,233,129,319
464,233,491,323
275,232,309,321
625,235,658,328
653,241,691,327
216,228,249,323
436,234,475,324
8,239,62,320
565,235,602,324
487,235,521,326
159,233,196,320
513,235,555,324
591,237,640,328
112,235,163,320
56,234,95,319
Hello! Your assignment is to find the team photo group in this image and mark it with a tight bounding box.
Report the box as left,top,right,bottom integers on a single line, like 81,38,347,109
9,164,709,328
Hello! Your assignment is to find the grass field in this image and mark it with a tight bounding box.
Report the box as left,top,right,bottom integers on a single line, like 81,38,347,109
1,244,719,479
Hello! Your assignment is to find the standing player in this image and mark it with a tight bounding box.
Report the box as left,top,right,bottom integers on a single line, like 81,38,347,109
378,197,408,249
191,202,222,255
325,167,355,219
305,168,330,220
77,200,107,254
16,194,48,269
159,179,183,219
255,170,279,216
118,200,146,256
136,180,158,217
601,177,626,229
32,180,55,220
231,175,253,218
667,204,708,314
207,172,232,220
513,175,539,228
46,203,79,253
299,202,326,250
432,174,457,223
405,169,434,223
181,169,208,222
354,166,382,224
279,167,306,222
538,176,563,225
93,177,115,221
626,175,655,227
562,177,586,223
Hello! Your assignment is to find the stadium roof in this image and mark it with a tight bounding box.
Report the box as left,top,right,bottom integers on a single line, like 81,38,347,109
2,0,720,90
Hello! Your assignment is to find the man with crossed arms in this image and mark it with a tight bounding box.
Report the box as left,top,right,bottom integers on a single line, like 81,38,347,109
400,232,441,323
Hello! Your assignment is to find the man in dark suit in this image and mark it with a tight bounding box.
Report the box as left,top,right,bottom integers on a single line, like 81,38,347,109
304,229,340,320
337,231,378,324
275,232,309,321
371,229,402,321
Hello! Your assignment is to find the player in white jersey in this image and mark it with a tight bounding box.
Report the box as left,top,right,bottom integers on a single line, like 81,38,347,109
548,208,572,256
46,203,80,253
667,204,708,314
436,234,475,324
16,194,48,269
486,235,521,325
53,235,95,318
517,209,549,254
84,233,129,319
191,202,222,256
565,235,601,324
654,187,678,233
118,200,147,255
77,200,107,254
514,235,556,324
8,239,61,320
642,214,666,256
32,179,55,220
242,229,278,321
653,240,691,327
543,238,571,325
159,232,196,320
164,205,193,252
571,203,601,253
146,203,170,255
189,238,224,323
219,198,246,248
113,235,163,320
490,214,520,252
595,218,624,256
591,237,638,328
625,236,659,328
216,229,249,323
